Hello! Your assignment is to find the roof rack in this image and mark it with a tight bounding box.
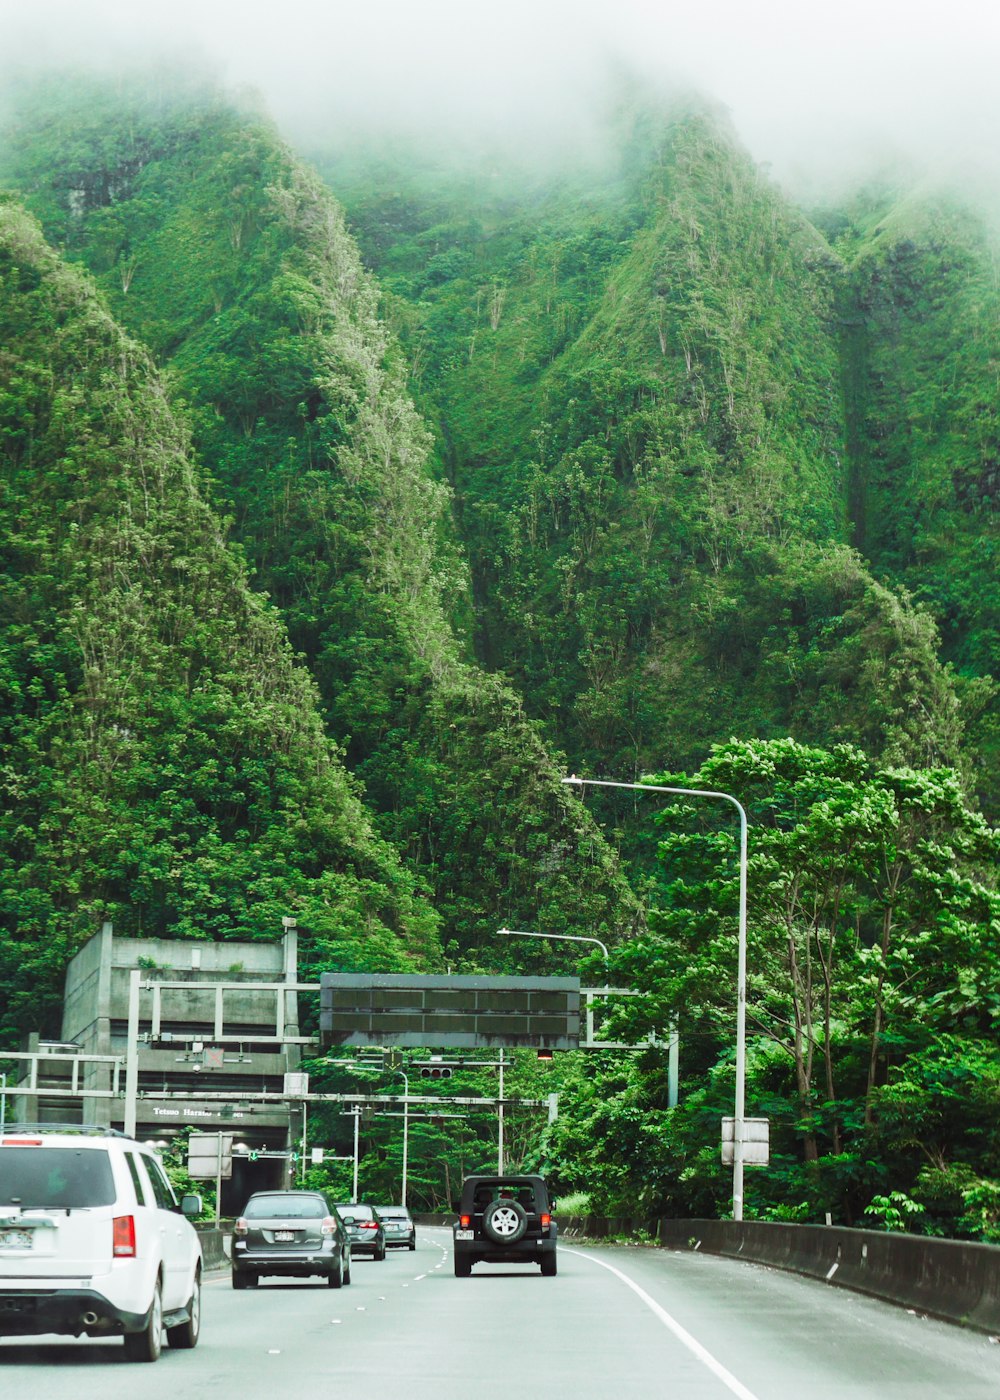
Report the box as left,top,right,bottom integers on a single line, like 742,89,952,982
0,1124,131,1138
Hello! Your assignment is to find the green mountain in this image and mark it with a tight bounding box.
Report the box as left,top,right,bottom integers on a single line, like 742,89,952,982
321,102,981,797
0,73,637,990
1,63,998,1230
827,188,1000,778
0,195,441,1033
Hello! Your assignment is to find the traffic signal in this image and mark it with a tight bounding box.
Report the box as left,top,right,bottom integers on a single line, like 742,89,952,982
420,1065,453,1080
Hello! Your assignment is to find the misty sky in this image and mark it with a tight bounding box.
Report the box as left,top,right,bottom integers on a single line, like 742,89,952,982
3,0,1000,192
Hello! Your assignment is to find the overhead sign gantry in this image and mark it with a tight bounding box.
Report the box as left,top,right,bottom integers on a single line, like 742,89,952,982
319,974,581,1050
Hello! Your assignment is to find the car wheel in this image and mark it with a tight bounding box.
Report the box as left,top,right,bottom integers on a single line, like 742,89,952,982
328,1260,343,1288
167,1269,201,1348
454,1255,472,1278
344,1255,352,1286
540,1253,557,1277
123,1280,163,1362
409,1235,416,1251
375,1242,386,1261
232,1268,249,1290
482,1197,528,1246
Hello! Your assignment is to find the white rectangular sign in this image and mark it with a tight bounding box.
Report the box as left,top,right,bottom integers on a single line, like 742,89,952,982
721,1116,770,1166
187,1131,234,1179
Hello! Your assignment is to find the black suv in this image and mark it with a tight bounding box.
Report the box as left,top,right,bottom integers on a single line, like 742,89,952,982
452,1174,557,1277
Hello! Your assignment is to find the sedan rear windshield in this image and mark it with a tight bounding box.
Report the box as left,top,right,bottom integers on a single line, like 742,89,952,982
0,1147,116,1208
337,1204,375,1219
379,1208,410,1219
244,1195,326,1219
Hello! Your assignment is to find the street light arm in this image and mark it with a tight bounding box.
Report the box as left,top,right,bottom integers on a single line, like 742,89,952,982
496,928,610,964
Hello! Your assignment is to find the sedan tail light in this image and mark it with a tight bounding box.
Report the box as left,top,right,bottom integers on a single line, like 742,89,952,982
234,1217,249,1237
113,1215,136,1257
361,1220,379,1230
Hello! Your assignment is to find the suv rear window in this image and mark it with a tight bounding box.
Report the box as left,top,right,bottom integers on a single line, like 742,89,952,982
0,1147,116,1208
245,1194,325,1219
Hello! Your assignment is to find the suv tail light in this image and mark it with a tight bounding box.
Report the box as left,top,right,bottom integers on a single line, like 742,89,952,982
1,1137,41,1145
321,1216,337,1235
113,1215,136,1257
234,1217,249,1237
460,1215,471,1229
540,1213,551,1228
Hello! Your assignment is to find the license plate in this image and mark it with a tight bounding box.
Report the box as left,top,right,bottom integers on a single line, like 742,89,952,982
455,1229,474,1241
0,1229,33,1250
274,1230,295,1241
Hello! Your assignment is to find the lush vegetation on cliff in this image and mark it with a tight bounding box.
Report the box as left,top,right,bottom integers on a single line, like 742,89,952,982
321,103,985,804
0,74,638,980
0,196,440,1031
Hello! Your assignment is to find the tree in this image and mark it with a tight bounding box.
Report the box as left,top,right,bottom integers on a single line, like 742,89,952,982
596,738,998,1222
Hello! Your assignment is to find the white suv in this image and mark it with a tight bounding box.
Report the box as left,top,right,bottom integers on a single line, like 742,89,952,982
0,1126,203,1360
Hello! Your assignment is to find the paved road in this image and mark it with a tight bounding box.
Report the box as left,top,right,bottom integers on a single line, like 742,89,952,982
1,1228,997,1396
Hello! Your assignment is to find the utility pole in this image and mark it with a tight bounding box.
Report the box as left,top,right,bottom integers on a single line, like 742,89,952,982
124,969,141,1138
497,1049,504,1173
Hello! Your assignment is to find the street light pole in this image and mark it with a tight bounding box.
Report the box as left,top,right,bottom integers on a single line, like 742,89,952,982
395,1070,409,1209
352,1107,360,1200
562,773,749,1222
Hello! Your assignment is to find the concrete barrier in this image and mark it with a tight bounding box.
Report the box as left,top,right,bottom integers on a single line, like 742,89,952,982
658,1219,1000,1334
194,1225,230,1271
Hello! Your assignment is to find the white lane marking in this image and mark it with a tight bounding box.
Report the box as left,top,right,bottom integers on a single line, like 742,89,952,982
563,1247,762,1400
415,1273,427,1280
267,1349,281,1354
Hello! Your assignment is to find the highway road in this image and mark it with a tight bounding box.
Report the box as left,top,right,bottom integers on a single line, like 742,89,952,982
1,1227,997,1396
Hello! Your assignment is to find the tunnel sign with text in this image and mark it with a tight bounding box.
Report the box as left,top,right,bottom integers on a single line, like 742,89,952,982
320,973,580,1050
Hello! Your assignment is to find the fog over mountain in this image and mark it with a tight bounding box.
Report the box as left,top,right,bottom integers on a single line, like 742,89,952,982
3,0,1000,194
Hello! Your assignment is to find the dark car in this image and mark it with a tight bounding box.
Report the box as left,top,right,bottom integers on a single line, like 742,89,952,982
452,1174,557,1277
376,1205,416,1250
334,1202,386,1260
232,1190,351,1289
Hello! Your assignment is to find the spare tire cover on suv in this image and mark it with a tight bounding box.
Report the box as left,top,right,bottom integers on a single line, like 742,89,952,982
482,1197,528,1245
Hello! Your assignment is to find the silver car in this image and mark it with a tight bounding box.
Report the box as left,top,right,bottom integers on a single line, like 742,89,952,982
376,1205,416,1250
334,1203,386,1259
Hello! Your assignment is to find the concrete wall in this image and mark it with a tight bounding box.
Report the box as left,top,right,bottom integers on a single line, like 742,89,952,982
57,924,301,1141
194,1225,230,1271
558,1216,1000,1335
659,1220,1000,1332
